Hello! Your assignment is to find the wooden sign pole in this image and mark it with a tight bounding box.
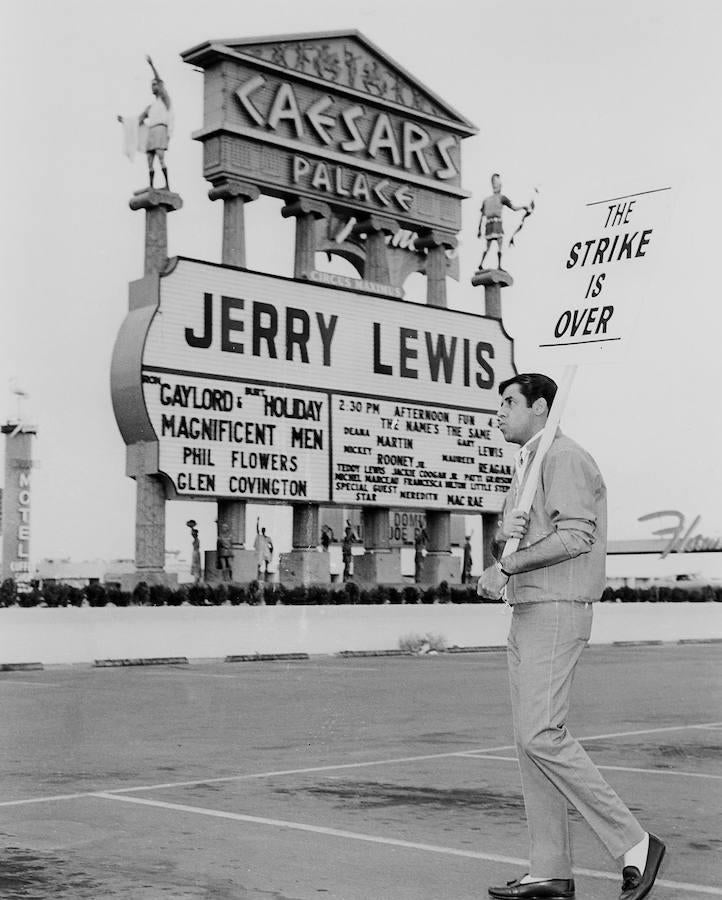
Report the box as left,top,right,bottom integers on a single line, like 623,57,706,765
501,364,578,559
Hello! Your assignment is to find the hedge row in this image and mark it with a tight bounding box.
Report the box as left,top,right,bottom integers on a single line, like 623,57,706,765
1,578,720,608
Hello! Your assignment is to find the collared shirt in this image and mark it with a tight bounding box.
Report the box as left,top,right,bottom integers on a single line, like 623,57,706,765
514,429,543,486
502,430,607,604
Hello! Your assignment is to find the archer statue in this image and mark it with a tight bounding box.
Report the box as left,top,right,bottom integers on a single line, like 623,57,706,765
477,174,537,272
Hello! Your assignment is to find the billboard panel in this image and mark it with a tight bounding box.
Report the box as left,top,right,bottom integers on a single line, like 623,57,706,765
113,258,516,512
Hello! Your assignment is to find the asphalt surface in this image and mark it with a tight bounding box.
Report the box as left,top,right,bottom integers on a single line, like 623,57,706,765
0,644,720,899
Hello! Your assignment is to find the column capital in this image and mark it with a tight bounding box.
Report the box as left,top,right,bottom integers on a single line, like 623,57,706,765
414,229,458,251
208,179,260,204
129,188,183,213
352,214,399,237
471,269,514,289
281,197,331,220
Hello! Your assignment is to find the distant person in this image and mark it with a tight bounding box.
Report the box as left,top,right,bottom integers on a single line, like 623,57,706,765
216,522,233,583
478,373,665,900
477,173,529,271
254,517,273,580
461,534,473,584
320,524,334,551
341,520,357,581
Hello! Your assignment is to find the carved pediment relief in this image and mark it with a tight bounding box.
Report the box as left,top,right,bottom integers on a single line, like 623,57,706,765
210,31,474,129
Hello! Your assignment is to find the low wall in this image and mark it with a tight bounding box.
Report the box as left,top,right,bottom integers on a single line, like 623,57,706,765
1,603,720,666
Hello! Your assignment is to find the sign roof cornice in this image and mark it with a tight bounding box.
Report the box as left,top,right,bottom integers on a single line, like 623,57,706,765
181,30,478,136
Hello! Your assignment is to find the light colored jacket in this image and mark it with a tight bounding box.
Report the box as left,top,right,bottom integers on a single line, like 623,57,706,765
500,431,607,604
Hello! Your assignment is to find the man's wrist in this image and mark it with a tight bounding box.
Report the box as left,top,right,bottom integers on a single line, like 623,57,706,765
496,560,511,578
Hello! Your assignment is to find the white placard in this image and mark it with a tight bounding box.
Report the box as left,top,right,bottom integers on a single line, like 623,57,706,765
519,186,672,366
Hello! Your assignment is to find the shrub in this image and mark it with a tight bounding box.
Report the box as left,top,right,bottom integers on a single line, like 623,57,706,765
398,632,447,653
17,586,42,608
227,583,247,605
132,581,151,606
342,581,360,605
0,578,17,607
86,583,108,607
207,584,228,606
149,584,174,606
387,586,402,605
187,583,211,606
402,585,420,605
109,587,131,607
306,585,328,606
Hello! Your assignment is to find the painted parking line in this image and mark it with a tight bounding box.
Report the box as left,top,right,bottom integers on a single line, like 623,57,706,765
457,752,722,781
91,792,722,897
2,721,720,810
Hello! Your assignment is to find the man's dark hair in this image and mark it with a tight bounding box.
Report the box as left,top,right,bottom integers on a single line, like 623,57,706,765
498,373,557,410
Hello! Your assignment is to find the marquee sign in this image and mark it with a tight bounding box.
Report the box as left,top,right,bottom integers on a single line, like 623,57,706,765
111,258,516,512
181,30,476,235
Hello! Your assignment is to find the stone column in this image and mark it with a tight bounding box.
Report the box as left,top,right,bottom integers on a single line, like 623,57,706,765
353,215,399,284
206,180,260,582
421,510,461,585
128,189,182,585
354,507,401,585
129,188,183,275
412,231,461,583
208,178,260,268
471,268,514,319
213,499,257,584
282,198,331,278
279,503,330,586
135,470,166,575
415,230,458,308
278,198,332,584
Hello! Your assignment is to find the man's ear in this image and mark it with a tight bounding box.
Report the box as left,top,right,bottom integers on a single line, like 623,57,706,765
532,398,549,416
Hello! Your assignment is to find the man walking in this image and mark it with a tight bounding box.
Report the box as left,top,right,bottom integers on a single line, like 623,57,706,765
478,373,665,900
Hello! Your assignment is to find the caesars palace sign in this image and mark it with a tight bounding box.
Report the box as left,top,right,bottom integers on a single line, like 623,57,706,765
181,30,476,234
111,32,517,514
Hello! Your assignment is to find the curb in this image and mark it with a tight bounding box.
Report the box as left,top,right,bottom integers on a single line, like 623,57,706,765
94,657,189,667
224,653,310,662
0,662,44,671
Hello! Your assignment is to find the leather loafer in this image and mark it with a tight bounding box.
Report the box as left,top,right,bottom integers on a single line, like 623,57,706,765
619,833,666,900
488,876,575,899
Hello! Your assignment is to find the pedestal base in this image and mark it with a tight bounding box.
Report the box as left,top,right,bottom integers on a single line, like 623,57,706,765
204,550,258,584
278,549,330,586
353,550,402,585
421,552,461,586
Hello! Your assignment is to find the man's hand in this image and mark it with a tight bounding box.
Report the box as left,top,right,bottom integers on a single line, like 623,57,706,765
498,508,529,542
477,563,508,600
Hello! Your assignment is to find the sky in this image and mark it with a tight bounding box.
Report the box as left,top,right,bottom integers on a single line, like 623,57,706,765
0,0,720,572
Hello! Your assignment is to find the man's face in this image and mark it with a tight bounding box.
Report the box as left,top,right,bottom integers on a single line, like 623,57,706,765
491,175,501,192
497,384,539,446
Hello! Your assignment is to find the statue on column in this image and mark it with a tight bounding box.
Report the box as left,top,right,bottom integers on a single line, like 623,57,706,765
414,526,429,583
476,174,532,272
342,520,357,581
254,517,274,581
186,519,202,584
462,534,473,585
216,521,233,582
118,55,174,189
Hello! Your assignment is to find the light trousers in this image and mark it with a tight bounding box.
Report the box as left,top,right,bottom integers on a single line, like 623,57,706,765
507,600,645,878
